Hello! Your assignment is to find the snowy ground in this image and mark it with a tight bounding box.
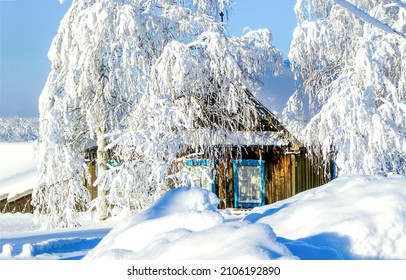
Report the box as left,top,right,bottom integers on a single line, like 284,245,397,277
0,213,111,260
1,140,406,260
1,173,406,260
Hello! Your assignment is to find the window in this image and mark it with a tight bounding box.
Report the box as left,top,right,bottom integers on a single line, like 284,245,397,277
232,160,265,208
185,159,216,193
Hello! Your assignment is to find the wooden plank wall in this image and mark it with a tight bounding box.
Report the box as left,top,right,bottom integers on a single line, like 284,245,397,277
87,161,98,200
294,154,327,194
0,198,7,213
83,148,98,200
250,147,328,205
205,146,329,208
216,154,238,209
1,195,33,213
168,145,330,209
268,150,294,203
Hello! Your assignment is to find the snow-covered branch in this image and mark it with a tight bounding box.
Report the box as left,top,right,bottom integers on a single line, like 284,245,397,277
334,0,406,38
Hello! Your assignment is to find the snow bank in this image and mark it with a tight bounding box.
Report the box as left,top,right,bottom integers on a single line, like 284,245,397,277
245,175,406,259
3,175,406,260
85,187,295,260
0,212,111,260
0,142,37,198
86,176,406,260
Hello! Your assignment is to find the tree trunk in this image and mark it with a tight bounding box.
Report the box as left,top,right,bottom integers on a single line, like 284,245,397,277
97,125,108,220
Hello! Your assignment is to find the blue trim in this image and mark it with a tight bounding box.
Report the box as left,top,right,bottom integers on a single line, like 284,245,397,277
232,159,265,208
331,161,337,180
185,159,216,193
107,161,121,167
186,159,210,167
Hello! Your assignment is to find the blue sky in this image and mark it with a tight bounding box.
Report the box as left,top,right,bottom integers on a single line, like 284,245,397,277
0,0,296,117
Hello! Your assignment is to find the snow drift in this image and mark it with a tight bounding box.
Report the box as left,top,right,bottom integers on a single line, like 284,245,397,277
245,175,406,259
85,187,296,260
86,175,406,260
2,175,406,260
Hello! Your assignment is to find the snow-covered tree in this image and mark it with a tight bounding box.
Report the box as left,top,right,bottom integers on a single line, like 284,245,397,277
35,0,282,227
106,29,282,212
284,0,406,176
35,0,175,226
0,118,39,142
35,0,146,227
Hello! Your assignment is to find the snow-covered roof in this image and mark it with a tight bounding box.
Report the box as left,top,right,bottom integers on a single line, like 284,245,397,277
7,188,33,203
223,131,291,146
181,129,292,148
0,142,37,199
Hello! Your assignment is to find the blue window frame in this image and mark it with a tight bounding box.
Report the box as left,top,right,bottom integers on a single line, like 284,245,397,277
232,159,265,208
331,161,338,180
185,159,216,193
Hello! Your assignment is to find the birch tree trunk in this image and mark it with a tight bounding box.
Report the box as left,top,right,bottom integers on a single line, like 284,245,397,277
97,124,108,220
97,53,108,220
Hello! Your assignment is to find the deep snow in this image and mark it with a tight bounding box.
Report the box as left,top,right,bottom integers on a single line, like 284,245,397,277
84,187,296,260
1,173,406,260
0,213,111,260
246,175,406,260
1,138,406,260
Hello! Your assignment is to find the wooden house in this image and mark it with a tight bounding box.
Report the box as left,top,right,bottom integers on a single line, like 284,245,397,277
82,89,333,210
80,60,334,211
81,62,333,209
172,62,334,208
175,90,333,209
